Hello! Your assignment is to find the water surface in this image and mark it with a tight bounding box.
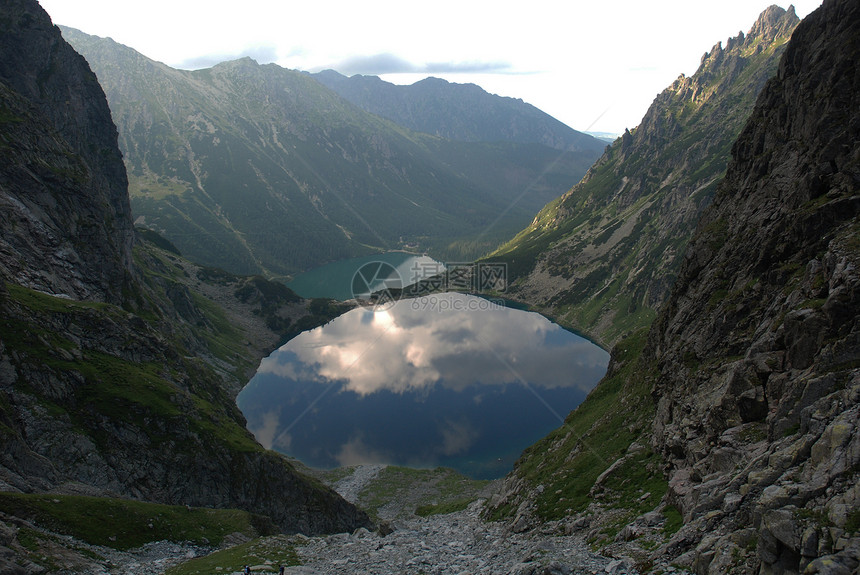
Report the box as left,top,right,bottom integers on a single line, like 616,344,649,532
238,293,609,478
286,252,442,300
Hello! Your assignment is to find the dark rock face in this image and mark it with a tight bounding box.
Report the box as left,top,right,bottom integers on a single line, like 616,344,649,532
0,0,370,537
648,0,860,572
0,0,134,304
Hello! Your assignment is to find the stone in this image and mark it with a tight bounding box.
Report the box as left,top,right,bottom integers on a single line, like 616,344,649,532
802,528,820,558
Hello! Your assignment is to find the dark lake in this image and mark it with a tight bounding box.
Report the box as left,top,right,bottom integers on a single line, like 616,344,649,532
237,292,609,479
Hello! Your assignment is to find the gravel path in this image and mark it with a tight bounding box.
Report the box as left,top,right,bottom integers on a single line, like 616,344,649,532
332,464,385,504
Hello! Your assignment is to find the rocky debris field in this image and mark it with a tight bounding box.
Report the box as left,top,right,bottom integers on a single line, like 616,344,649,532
287,499,633,575
1,465,695,574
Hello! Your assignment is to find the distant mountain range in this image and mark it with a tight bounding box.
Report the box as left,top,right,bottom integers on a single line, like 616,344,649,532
60,28,604,277
312,70,606,153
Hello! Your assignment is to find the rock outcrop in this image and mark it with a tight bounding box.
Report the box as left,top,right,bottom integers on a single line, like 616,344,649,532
648,0,860,571
0,0,134,304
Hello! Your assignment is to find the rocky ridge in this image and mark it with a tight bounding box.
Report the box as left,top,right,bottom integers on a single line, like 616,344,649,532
491,5,799,348
489,1,859,574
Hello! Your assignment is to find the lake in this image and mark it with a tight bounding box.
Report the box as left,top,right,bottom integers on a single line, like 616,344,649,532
286,252,444,301
237,292,609,479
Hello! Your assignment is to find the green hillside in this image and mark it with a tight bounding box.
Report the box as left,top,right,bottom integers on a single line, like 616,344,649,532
490,7,799,348
62,28,600,277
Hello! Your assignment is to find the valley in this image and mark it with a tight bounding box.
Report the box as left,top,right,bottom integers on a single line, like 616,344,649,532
60,27,605,277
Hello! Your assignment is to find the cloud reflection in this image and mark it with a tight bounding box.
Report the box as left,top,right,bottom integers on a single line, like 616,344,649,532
256,293,609,396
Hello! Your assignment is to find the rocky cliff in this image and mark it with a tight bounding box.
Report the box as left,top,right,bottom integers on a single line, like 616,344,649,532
491,5,799,348
648,0,860,571
489,1,858,573
0,0,134,305
0,0,370,550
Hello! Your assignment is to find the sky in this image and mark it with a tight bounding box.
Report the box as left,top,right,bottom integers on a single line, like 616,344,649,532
38,0,822,135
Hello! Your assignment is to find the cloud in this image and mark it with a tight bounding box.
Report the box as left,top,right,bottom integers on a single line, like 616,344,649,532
335,435,390,467
175,44,279,70
249,409,283,450
321,52,514,77
438,419,479,456
425,60,515,74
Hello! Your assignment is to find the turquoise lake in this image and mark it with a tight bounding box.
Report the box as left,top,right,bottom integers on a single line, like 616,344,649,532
286,252,443,300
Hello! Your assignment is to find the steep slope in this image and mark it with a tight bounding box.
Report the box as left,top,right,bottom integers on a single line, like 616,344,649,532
489,1,859,573
0,0,369,543
61,29,598,275
491,6,799,347
313,71,605,154
0,0,134,304
647,0,860,570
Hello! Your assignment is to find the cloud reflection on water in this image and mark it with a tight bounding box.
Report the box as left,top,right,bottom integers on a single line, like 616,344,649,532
257,293,609,396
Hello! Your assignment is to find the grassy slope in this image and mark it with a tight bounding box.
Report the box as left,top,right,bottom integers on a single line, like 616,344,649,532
0,493,273,551
0,234,368,570
486,329,666,541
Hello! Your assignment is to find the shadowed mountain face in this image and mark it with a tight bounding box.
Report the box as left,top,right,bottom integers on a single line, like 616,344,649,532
0,0,370,538
646,0,860,570
61,28,603,276
0,0,134,304
491,6,799,348
489,1,859,573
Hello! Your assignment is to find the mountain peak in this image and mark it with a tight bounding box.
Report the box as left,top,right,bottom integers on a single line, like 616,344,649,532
698,4,799,71
747,4,799,44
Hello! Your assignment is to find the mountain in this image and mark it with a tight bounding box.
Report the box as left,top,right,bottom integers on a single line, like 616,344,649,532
490,6,800,348
0,1,370,565
59,30,602,277
489,1,860,573
0,1,134,305
312,71,606,154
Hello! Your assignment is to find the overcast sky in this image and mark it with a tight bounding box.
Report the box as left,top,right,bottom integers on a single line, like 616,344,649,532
38,1,821,135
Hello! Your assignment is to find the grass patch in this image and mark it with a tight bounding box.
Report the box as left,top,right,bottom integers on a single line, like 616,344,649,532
662,504,683,536
845,509,860,535
0,493,271,550
165,536,300,575
356,466,488,521
494,328,660,522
